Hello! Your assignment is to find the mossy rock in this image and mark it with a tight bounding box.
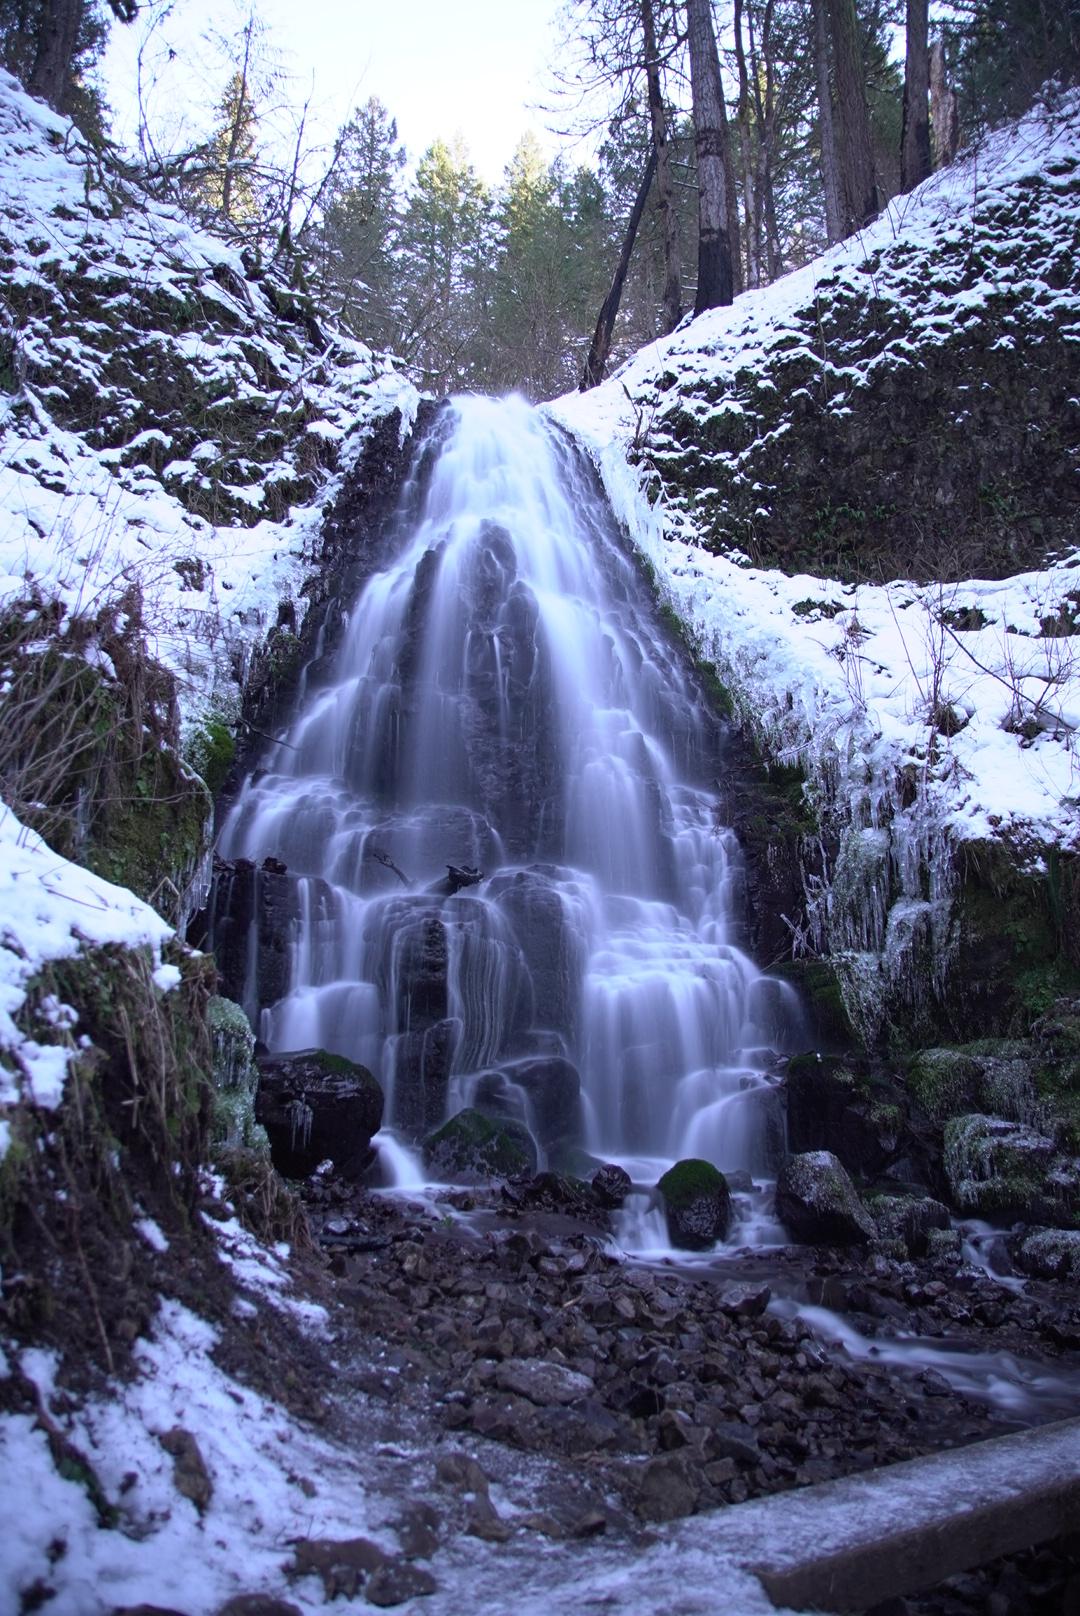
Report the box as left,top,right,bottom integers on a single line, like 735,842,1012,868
423,1107,536,1182
1011,1227,1080,1282
786,1052,911,1177
775,960,858,1049
185,716,237,797
657,1158,732,1249
942,1112,1063,1220
868,1193,951,1257
207,995,265,1153
907,1048,982,1121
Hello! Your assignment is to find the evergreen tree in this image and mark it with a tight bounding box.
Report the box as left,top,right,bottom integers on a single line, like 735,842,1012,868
201,66,261,225
316,98,405,346
395,135,493,391
0,0,130,135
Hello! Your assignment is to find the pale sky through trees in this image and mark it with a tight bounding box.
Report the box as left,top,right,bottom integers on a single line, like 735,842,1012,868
103,0,566,182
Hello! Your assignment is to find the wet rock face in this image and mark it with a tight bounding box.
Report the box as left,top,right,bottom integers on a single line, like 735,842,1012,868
785,1053,914,1179
472,1055,583,1159
486,866,586,1043
657,1159,733,1250
776,1150,876,1246
255,1050,384,1180
208,859,337,1016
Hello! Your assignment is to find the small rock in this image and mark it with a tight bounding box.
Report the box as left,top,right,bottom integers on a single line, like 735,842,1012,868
364,1560,437,1607
494,1357,595,1407
217,1599,302,1616
434,1451,490,1493
719,1282,771,1318
637,1457,698,1522
159,1428,212,1513
657,1409,696,1450
114,1608,190,1616
465,1509,513,1543
289,1537,387,1600
706,1421,760,1466
392,1501,440,1560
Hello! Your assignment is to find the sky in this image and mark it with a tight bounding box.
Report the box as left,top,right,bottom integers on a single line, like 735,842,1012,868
102,0,573,184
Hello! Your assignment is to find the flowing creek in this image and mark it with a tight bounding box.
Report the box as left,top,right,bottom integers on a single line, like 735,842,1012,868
214,394,1078,1428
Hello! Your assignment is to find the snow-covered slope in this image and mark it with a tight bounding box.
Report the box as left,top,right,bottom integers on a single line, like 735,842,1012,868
552,91,1080,1040
0,69,418,753
0,67,417,1154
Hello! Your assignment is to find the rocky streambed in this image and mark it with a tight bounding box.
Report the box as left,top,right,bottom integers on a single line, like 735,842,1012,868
292,1166,1079,1513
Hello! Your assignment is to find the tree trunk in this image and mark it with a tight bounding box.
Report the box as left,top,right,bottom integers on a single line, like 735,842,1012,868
580,147,658,390
811,0,844,245
900,0,932,193
642,0,682,332
687,0,737,313
825,0,878,234
929,38,960,168
28,0,83,111
733,0,761,289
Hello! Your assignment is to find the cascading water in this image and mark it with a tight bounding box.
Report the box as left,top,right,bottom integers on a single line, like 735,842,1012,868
216,395,802,1201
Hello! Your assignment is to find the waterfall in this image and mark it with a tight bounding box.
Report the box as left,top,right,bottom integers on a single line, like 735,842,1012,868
217,395,801,1179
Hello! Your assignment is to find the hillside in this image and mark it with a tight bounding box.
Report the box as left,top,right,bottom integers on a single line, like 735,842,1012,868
553,86,1080,1046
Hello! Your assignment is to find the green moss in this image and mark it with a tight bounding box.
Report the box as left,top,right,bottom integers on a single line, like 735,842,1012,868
424,1107,534,1178
657,1157,726,1208
186,716,236,796
907,1048,981,1120
776,961,858,1047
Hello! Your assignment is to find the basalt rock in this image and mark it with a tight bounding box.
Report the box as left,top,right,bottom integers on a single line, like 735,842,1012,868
423,1107,536,1181
592,1162,633,1208
255,1049,384,1180
776,1150,876,1246
785,1053,910,1177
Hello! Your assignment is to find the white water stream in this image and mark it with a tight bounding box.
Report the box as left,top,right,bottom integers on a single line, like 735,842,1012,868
217,395,801,1181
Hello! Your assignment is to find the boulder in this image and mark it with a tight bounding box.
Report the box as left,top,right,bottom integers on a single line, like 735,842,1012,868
943,1113,1060,1220
657,1159,732,1250
255,1049,384,1180
591,1162,633,1208
869,1194,952,1257
776,1151,876,1246
423,1107,536,1181
1011,1227,1080,1281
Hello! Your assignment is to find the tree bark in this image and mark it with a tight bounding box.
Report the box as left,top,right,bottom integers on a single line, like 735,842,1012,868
929,38,959,168
642,0,682,332
27,0,83,111
687,0,737,313
811,0,844,245
900,0,932,193
733,0,761,288
580,146,658,390
825,0,878,234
